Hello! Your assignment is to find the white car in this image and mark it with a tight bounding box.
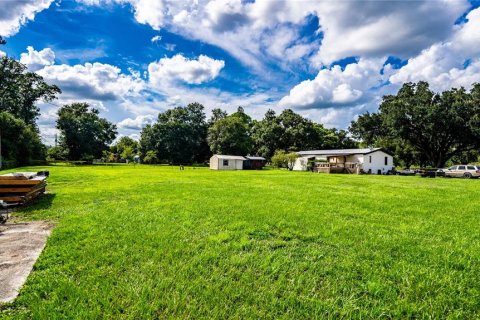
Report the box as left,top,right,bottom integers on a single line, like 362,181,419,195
444,165,480,179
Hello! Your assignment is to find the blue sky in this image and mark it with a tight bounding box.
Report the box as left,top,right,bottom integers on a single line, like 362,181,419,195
1,0,479,144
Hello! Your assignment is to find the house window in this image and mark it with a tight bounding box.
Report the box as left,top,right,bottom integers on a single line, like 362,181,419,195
369,156,372,163
385,157,388,165
223,159,229,166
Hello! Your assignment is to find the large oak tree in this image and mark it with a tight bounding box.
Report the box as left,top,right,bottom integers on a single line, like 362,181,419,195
139,102,209,164
350,82,480,167
0,56,60,127
56,103,117,161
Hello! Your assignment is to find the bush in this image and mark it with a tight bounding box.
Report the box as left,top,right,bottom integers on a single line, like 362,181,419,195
143,150,158,164
271,150,298,170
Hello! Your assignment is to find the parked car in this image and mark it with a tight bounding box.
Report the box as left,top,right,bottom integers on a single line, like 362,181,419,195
436,168,447,177
444,165,480,178
396,168,416,176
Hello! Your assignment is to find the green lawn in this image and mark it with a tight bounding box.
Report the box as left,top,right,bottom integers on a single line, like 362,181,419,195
1,165,480,319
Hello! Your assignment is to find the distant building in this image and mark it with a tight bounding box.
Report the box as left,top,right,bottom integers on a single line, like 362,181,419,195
243,156,267,170
209,155,246,170
293,148,394,174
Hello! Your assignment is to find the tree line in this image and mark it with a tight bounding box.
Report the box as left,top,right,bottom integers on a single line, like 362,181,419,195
1,36,479,168
349,81,480,168
137,104,357,164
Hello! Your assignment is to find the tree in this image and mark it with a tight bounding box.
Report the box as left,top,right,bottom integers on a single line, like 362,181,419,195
0,56,60,126
139,102,209,164
0,111,46,166
208,108,228,125
251,109,284,159
56,103,117,161
101,150,115,163
47,146,67,161
120,146,134,162
0,50,60,166
271,150,298,170
207,112,253,156
143,150,158,164
250,108,358,160
350,82,480,168
112,136,138,156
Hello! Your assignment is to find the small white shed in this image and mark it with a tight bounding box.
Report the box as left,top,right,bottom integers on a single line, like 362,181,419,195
210,155,246,170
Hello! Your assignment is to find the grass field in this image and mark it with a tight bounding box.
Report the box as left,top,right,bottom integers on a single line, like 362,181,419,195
1,165,480,319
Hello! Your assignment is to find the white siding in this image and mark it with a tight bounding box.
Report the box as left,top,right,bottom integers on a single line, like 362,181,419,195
235,160,243,170
293,156,328,171
361,151,394,174
293,157,308,171
210,156,219,170
292,150,393,174
209,155,244,170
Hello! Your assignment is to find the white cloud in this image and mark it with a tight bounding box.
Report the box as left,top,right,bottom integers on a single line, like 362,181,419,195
203,0,248,32
151,35,162,43
311,0,469,65
37,61,145,101
148,54,224,85
390,8,480,92
279,6,480,124
117,115,155,130
77,0,471,76
279,58,387,109
0,0,54,37
0,50,5,57
20,46,55,71
77,0,171,29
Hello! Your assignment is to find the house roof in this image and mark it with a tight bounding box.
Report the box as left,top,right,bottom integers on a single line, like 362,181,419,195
245,156,266,161
213,155,246,160
297,148,389,157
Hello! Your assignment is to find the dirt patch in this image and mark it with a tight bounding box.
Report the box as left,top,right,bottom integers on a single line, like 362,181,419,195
0,221,54,304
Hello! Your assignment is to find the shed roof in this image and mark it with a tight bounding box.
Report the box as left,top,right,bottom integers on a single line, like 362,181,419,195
213,155,246,160
245,156,266,161
297,148,387,157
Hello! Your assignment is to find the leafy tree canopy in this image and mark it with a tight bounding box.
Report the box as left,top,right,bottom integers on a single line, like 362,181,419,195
207,112,253,156
56,103,117,161
0,56,60,126
251,109,357,159
0,111,46,165
350,81,480,167
111,136,138,155
139,102,209,164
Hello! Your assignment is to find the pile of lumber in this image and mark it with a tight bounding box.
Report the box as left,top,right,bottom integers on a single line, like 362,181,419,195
0,172,48,207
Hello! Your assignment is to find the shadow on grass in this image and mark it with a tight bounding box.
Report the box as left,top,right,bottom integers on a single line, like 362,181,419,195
18,193,56,213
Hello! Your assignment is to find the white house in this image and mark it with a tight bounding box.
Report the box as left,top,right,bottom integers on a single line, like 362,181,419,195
293,148,394,174
209,155,246,170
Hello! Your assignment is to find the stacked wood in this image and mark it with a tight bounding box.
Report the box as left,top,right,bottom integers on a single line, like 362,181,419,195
0,172,48,206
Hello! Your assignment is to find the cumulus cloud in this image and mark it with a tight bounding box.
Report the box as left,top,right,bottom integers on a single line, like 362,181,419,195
37,61,145,101
20,46,55,71
390,8,480,92
77,0,170,30
203,0,249,32
0,0,54,36
117,115,155,130
77,0,470,75
0,50,5,57
279,58,387,109
148,54,224,85
279,6,480,127
311,0,469,65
